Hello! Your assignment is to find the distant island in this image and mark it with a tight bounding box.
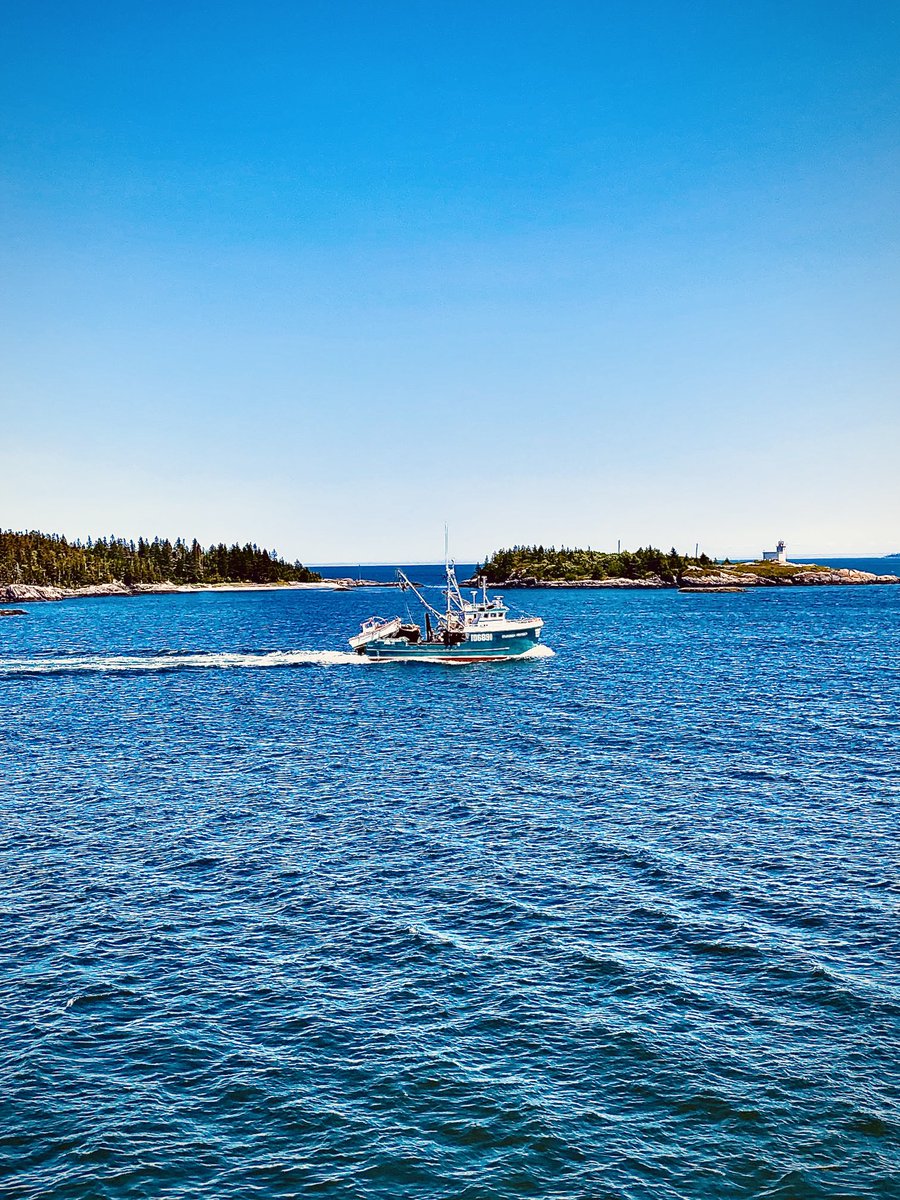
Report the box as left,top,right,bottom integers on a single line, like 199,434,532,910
472,545,900,589
0,530,321,589
476,545,709,585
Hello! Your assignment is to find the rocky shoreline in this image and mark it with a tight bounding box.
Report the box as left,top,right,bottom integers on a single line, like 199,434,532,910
468,567,900,590
2,581,330,604
4,568,898,606
464,575,671,589
681,567,900,588
0,578,407,604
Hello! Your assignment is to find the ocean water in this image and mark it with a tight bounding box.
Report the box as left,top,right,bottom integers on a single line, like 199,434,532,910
1,582,898,1199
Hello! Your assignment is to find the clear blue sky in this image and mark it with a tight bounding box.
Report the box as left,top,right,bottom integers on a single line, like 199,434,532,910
2,1,898,561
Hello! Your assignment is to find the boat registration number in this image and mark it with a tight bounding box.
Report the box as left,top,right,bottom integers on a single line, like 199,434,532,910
469,633,492,642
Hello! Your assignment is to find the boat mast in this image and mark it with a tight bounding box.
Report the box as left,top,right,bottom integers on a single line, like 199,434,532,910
442,527,467,625
446,563,464,616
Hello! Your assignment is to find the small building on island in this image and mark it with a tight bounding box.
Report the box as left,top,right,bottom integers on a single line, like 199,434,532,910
762,540,787,564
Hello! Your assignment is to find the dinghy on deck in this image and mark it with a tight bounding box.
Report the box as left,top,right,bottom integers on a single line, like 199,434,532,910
348,616,404,651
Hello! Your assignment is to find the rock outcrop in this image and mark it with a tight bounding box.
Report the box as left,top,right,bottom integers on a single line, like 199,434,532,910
127,582,182,594
0,584,66,602
1,580,160,601
680,567,900,588
67,582,133,597
1,581,138,601
561,575,668,589
789,569,900,585
679,570,775,588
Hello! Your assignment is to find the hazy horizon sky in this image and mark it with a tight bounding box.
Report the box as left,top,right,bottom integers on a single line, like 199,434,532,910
2,2,898,562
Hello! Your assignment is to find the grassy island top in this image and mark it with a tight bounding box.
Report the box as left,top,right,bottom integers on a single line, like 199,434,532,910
476,545,832,585
0,530,321,588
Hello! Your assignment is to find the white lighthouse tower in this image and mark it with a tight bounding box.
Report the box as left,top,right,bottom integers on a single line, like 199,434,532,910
762,539,786,564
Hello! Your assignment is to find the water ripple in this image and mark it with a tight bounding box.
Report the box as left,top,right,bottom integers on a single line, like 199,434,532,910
1,586,898,1198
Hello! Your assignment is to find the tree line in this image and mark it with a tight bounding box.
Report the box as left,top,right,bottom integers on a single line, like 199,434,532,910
0,530,321,587
479,544,712,584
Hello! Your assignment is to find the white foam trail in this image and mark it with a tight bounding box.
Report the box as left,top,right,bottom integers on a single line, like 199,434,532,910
0,650,367,675
354,643,556,665
0,643,555,675
519,644,555,659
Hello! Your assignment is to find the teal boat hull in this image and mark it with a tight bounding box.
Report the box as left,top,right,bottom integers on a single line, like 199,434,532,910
362,625,542,661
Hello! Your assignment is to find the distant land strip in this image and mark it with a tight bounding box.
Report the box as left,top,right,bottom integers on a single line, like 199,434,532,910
468,546,900,589
3,534,899,605
0,530,322,589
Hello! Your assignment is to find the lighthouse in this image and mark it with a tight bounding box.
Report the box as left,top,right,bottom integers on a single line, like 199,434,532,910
762,540,786,564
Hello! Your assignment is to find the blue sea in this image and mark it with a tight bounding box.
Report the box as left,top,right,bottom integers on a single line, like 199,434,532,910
2,576,898,1198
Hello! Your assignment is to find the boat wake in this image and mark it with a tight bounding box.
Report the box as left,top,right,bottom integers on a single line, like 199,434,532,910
0,650,367,676
518,644,555,659
0,644,554,677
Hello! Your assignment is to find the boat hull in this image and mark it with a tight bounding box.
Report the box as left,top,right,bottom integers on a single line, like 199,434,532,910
362,626,542,661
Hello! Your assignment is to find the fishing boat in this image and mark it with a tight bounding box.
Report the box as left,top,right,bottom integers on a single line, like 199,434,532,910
349,564,545,662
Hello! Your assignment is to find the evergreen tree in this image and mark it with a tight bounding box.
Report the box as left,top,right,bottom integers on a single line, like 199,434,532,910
0,530,321,586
